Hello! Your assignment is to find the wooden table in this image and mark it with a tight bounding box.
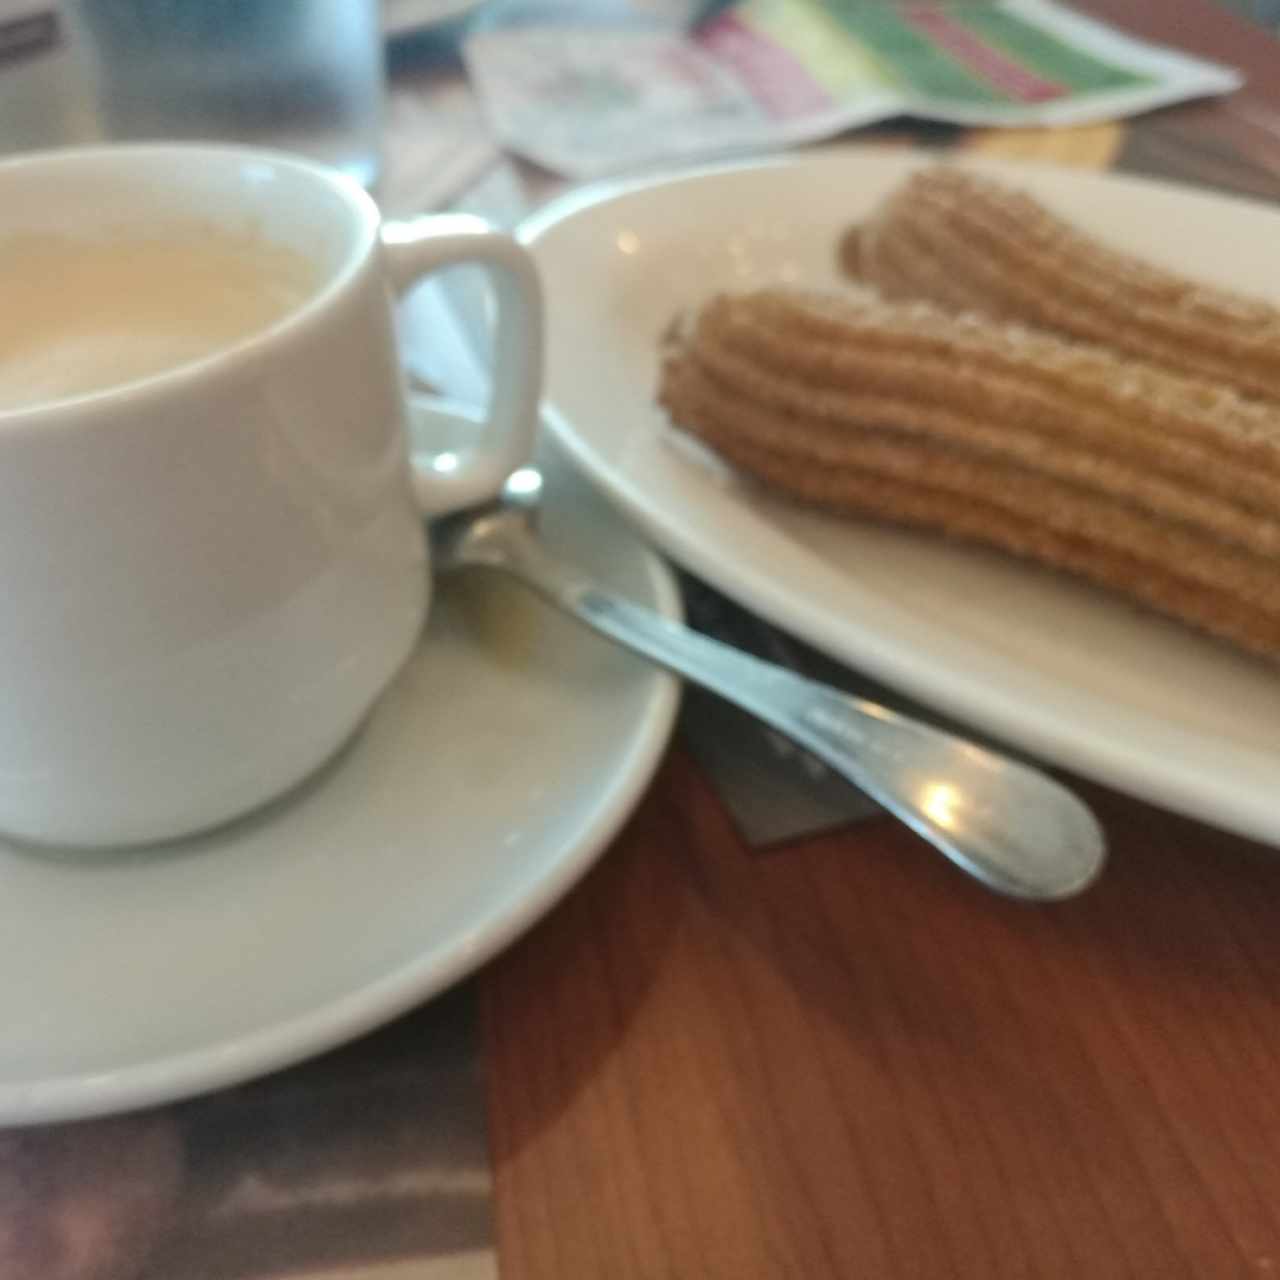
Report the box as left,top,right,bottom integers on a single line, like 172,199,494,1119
2,4,1279,1277
480,3,1280,1276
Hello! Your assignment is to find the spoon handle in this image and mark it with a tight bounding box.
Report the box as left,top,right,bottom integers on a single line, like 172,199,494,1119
492,531,1105,901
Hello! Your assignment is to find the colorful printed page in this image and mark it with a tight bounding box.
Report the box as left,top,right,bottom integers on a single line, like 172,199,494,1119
464,0,1242,177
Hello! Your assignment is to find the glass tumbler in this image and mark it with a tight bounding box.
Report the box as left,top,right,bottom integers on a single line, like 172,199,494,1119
61,0,385,190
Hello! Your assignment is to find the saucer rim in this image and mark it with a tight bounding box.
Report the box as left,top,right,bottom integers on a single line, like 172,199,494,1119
0,444,682,1128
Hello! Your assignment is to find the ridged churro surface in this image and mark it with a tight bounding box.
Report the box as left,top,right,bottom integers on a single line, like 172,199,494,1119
851,166,1280,404
658,288,1280,660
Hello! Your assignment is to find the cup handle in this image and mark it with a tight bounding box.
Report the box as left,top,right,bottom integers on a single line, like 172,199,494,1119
380,214,543,517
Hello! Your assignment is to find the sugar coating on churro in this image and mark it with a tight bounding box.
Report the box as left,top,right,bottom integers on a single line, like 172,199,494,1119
850,165,1280,405
658,287,1280,661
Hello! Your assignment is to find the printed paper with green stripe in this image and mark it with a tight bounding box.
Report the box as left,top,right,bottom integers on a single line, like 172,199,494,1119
462,0,1241,180
695,0,1209,120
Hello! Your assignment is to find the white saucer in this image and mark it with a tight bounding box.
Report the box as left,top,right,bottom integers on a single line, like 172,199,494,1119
0,416,680,1127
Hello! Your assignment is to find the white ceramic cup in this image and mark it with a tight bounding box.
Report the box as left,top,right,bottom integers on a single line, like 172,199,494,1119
0,144,542,848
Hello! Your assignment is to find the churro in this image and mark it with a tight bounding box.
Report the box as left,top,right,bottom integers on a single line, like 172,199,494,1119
658,288,1280,660
849,166,1280,404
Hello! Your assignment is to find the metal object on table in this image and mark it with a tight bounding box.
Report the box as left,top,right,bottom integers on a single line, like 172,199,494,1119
675,574,883,847
432,468,1108,902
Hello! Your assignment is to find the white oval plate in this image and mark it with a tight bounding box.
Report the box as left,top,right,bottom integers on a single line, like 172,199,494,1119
0,417,679,1127
522,148,1280,846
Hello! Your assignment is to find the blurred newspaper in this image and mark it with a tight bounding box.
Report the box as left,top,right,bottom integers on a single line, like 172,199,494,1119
464,0,1243,177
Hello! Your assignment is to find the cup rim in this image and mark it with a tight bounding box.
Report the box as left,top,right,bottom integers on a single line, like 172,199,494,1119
0,142,381,431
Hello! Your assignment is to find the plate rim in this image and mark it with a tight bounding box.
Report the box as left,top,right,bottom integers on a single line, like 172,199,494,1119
521,146,1280,846
0,429,681,1128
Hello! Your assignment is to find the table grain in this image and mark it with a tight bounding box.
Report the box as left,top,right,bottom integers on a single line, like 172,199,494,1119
481,3,1280,1276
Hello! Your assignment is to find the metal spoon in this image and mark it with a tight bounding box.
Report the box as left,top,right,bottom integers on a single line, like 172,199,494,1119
432,468,1106,901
